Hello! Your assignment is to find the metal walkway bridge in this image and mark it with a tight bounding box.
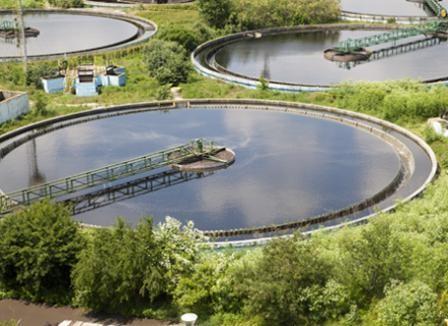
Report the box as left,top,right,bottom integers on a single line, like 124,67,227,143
426,0,448,18
337,36,442,70
334,21,448,53
0,139,223,213
68,170,214,215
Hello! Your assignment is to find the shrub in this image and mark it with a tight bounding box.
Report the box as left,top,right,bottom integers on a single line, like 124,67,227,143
72,218,166,312
233,0,339,30
198,0,233,29
26,62,59,89
144,40,190,86
47,0,83,8
34,91,49,116
158,23,215,52
239,236,349,325
73,217,202,313
0,201,83,303
373,281,439,326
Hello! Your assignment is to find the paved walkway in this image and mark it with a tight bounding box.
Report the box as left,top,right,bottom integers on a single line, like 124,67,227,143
0,299,169,326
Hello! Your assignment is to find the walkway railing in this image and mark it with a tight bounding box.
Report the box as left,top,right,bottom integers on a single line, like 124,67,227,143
0,139,222,212
334,21,448,53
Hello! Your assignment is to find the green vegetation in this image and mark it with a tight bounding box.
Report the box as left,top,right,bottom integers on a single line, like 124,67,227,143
47,0,83,8
144,40,190,85
0,201,83,304
198,0,340,30
1,0,45,8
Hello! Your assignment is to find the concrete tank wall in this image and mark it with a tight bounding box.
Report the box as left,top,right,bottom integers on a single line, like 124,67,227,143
0,91,29,124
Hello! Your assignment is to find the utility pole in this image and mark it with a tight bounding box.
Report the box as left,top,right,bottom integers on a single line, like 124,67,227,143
17,0,28,78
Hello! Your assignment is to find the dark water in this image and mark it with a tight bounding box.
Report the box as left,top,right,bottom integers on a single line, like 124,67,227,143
0,13,140,57
0,109,401,231
212,30,448,86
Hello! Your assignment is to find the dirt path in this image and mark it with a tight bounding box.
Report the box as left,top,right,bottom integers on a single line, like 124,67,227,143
0,299,170,326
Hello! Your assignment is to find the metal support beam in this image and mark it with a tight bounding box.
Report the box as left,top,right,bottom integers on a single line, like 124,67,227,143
0,139,223,212
334,21,448,53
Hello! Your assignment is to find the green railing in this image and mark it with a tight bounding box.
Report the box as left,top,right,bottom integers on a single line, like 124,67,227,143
425,0,447,18
0,139,223,212
334,21,448,53
0,20,16,31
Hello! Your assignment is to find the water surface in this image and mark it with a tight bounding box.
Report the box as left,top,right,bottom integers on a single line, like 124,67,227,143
0,13,140,57
213,29,448,85
0,109,401,231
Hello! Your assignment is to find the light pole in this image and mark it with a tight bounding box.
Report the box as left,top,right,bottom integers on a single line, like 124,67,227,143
17,0,28,78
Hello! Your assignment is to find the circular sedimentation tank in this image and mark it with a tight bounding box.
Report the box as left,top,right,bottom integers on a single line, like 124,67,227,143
193,24,448,91
0,9,156,61
0,100,436,245
341,0,446,22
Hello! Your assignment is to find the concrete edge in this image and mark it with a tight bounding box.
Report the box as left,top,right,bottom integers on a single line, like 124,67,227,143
341,10,437,24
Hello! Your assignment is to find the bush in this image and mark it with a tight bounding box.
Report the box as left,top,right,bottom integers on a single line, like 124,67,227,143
232,0,340,29
0,201,83,303
72,218,166,312
159,23,215,52
198,0,233,29
336,218,413,305
144,40,190,86
47,0,83,8
26,62,59,89
73,217,202,313
373,281,439,326
34,91,49,116
239,236,349,325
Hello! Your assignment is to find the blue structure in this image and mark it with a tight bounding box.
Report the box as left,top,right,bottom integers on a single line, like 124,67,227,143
41,76,65,94
75,66,98,97
73,65,126,97
100,66,126,87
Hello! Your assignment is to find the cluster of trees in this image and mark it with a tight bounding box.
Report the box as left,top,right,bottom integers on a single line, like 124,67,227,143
198,0,340,30
47,0,84,8
1,173,448,325
0,201,204,317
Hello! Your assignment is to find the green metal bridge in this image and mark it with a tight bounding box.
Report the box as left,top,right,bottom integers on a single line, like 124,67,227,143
334,21,448,54
0,139,223,213
68,169,214,216
425,0,447,18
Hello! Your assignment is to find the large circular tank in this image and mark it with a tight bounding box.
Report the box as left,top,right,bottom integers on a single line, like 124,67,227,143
340,0,448,22
0,100,436,244
193,24,448,91
0,9,156,61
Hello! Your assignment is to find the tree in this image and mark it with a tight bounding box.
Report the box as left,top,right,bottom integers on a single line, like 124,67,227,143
144,40,190,86
336,218,413,305
0,201,83,303
238,235,349,325
198,0,232,29
47,0,84,8
158,23,215,52
72,218,166,312
374,281,439,326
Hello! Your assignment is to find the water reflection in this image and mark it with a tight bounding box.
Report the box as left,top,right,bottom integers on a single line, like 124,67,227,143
0,109,400,230
214,30,448,85
0,13,139,57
